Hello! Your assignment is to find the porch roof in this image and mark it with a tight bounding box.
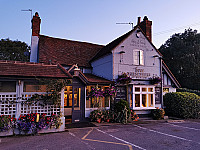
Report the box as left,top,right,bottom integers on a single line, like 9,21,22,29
0,60,72,78
83,73,113,85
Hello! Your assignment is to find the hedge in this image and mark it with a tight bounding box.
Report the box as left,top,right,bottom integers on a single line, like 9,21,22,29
164,92,200,119
177,88,200,96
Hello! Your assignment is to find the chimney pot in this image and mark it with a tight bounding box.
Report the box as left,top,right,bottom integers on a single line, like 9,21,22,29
31,12,41,36
138,16,152,42
137,17,141,25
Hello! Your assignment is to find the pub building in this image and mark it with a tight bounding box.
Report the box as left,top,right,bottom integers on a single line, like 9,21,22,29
0,13,180,125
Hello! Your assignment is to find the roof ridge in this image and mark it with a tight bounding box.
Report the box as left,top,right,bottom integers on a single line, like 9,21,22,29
0,60,57,66
40,34,105,47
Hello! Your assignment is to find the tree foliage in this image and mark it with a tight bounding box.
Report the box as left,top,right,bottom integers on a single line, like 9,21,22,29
0,38,30,61
159,29,200,90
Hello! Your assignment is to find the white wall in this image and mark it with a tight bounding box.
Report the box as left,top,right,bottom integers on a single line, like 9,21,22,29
30,36,39,63
113,28,162,81
91,54,113,80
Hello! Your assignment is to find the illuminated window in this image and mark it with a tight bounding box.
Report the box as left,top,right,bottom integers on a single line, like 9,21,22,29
130,86,155,109
86,86,110,108
163,88,169,93
133,50,144,65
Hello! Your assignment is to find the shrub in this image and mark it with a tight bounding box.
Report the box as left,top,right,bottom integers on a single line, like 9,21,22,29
177,88,200,96
0,115,16,132
114,99,131,123
130,110,139,121
89,100,139,123
151,108,165,120
164,92,200,119
89,109,114,123
114,99,130,115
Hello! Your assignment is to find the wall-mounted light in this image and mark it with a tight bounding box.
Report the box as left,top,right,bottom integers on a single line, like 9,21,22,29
119,51,125,54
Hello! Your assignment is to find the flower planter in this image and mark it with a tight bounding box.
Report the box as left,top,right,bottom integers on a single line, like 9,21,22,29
97,119,101,123
0,129,13,136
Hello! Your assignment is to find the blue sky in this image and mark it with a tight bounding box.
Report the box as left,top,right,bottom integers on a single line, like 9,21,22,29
1,0,200,48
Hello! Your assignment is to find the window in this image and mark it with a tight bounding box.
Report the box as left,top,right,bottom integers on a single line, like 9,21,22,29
130,86,155,109
23,82,47,92
163,88,169,93
0,81,16,92
133,50,144,65
86,86,110,108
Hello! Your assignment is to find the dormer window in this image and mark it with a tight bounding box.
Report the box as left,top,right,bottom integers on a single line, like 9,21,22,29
133,50,144,65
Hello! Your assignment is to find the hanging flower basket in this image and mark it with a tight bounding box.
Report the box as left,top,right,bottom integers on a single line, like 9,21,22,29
149,76,162,85
116,73,132,84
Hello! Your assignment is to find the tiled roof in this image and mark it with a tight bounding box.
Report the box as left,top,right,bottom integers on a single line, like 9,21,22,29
83,73,113,84
0,60,72,78
90,29,134,62
38,35,104,67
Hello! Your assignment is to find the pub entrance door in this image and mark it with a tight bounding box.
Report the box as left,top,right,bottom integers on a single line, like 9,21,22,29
64,85,85,123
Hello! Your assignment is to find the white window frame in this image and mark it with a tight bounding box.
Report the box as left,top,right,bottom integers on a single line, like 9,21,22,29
133,50,144,65
132,85,155,110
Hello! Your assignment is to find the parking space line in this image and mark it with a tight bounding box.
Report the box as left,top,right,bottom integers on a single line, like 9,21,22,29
166,123,200,131
96,128,146,150
134,125,200,145
81,128,138,150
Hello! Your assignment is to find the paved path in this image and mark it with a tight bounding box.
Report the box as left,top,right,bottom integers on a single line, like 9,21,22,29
0,120,200,150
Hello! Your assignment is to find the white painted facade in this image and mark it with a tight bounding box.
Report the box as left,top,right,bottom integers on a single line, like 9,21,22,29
30,36,39,63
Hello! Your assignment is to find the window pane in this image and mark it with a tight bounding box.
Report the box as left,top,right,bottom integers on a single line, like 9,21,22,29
69,94,72,107
129,93,133,107
163,88,169,93
142,94,147,107
135,87,140,92
142,88,147,92
133,51,140,65
135,94,140,107
64,86,73,107
23,82,47,92
0,81,16,92
148,94,153,107
148,88,153,92
105,96,109,107
140,50,144,65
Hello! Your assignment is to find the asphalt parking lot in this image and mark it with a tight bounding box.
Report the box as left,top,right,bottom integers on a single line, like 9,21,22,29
0,120,200,150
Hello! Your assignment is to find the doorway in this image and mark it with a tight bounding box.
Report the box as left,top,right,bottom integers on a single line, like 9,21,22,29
64,85,84,123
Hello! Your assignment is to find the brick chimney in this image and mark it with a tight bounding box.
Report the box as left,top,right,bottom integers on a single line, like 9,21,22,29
30,12,41,62
138,16,152,42
31,12,41,36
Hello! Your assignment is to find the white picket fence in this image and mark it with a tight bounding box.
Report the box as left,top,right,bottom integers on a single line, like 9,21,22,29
0,92,61,118
0,88,65,136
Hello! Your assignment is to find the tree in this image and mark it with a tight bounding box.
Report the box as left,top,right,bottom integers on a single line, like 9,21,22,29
0,38,30,61
159,28,200,90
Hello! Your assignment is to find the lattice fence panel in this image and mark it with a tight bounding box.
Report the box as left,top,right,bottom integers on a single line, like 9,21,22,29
21,93,61,116
0,93,17,117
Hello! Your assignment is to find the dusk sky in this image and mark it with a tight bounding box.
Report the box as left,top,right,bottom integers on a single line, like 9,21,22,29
1,0,200,48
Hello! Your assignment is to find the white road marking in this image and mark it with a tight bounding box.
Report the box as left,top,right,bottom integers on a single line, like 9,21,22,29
166,123,200,131
68,132,76,137
134,125,200,144
96,128,146,150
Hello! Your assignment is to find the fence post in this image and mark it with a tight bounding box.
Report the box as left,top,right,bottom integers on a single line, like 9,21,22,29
59,87,65,131
15,80,22,119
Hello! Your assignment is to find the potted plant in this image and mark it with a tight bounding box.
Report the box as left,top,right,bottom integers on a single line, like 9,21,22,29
149,76,162,85
116,73,132,85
